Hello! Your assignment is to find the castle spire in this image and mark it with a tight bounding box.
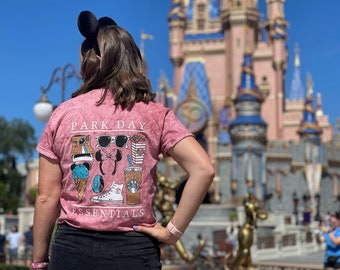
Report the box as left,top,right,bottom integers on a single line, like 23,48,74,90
288,43,304,100
229,52,267,198
297,73,322,136
315,93,323,117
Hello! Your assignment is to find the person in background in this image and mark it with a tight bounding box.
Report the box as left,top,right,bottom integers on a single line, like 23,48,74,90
0,224,5,263
318,212,340,269
21,223,33,267
31,10,214,270
6,225,22,265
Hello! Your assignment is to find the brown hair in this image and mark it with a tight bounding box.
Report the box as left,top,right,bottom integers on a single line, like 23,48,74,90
72,25,156,107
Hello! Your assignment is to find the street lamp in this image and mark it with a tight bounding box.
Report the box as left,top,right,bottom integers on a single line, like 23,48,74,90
314,193,321,221
33,64,81,122
292,191,299,225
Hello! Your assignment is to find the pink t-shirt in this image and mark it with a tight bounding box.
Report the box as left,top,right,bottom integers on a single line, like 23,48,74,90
36,89,192,232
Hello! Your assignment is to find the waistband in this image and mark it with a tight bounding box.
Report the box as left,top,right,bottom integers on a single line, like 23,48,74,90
57,223,141,237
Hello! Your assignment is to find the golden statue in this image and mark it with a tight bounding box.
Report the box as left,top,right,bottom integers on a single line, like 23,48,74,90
155,171,205,263
224,193,268,270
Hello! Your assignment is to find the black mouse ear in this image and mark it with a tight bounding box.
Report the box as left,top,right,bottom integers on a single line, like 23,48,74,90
78,10,98,39
98,16,117,28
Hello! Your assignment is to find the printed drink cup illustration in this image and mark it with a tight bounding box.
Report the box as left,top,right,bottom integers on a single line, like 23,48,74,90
124,167,142,204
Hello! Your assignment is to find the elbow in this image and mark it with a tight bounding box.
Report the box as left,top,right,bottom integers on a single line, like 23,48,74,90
200,162,215,185
35,192,60,208
207,165,215,183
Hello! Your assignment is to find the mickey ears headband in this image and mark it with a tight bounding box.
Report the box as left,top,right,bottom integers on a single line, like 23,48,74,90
77,11,117,55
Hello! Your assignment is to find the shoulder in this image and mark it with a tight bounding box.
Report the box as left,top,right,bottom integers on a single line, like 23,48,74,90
133,101,171,118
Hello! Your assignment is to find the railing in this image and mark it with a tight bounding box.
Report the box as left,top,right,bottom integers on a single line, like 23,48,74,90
253,262,322,270
257,236,275,249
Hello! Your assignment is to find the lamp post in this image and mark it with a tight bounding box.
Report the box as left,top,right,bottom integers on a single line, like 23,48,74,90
33,64,81,122
314,193,321,221
292,191,299,225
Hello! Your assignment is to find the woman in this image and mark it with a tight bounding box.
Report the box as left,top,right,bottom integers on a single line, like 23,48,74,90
319,212,340,269
31,10,214,270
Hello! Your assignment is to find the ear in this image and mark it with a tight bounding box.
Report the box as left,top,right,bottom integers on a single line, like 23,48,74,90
78,10,98,39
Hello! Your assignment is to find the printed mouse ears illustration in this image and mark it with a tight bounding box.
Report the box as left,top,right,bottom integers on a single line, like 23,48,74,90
77,10,117,55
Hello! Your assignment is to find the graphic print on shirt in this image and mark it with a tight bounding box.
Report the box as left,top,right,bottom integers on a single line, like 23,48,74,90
123,133,147,204
71,162,91,201
70,133,147,205
91,133,146,205
95,135,128,175
91,181,124,204
71,135,95,162
92,175,104,193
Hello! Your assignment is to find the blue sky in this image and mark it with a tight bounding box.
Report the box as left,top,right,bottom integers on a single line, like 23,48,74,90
1,0,340,155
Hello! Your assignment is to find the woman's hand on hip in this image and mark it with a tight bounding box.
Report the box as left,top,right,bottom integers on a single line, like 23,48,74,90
133,223,179,245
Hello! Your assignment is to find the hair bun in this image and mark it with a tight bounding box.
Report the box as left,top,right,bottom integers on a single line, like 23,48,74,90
78,11,99,39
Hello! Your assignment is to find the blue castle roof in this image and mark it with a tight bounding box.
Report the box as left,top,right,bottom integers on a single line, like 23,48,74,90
178,61,213,117
298,96,322,135
230,53,267,128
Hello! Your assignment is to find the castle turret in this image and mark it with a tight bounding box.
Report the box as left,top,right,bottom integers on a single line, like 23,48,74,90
263,0,288,140
229,52,267,200
229,53,267,144
168,0,186,94
297,74,322,141
298,74,323,220
282,43,305,141
221,0,260,101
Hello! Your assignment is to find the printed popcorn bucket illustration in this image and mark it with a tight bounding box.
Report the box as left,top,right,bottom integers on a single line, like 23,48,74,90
130,134,146,165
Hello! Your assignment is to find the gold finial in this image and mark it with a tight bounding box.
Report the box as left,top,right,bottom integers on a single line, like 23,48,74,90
186,71,198,99
306,72,313,97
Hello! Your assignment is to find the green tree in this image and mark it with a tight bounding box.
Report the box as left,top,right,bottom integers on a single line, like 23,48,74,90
0,116,37,214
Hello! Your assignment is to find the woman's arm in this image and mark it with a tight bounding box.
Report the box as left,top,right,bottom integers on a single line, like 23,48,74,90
329,230,340,245
135,136,214,244
168,136,215,233
33,154,62,262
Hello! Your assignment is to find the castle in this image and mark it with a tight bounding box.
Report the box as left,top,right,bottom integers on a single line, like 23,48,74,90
155,0,340,222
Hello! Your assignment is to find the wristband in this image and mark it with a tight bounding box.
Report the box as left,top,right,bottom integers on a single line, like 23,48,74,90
31,262,49,270
166,220,183,238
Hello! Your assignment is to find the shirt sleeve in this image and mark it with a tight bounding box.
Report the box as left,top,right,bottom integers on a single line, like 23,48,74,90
160,109,194,157
323,232,337,248
36,121,60,161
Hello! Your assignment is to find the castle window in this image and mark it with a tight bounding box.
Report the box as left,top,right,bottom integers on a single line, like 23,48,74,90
197,19,205,30
197,3,205,14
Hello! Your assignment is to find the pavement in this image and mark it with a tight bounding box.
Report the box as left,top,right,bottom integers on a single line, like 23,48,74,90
254,251,324,268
